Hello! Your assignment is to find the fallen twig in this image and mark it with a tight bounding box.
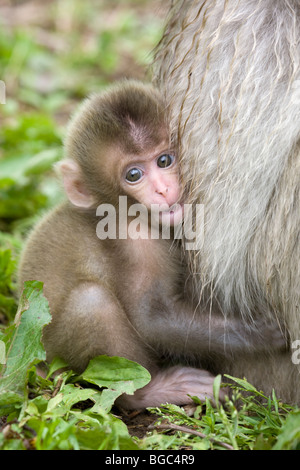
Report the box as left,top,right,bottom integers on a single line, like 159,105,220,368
148,422,234,450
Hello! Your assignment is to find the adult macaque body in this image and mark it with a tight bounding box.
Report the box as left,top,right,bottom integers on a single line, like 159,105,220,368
154,0,300,403
19,81,286,408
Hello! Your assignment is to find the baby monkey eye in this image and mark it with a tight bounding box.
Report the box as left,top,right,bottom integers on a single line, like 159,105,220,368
125,167,143,183
157,154,175,168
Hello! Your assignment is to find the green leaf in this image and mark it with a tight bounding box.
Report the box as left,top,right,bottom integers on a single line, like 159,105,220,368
273,411,300,450
74,411,139,450
224,374,266,398
89,388,122,414
213,374,222,407
47,356,69,378
45,384,99,417
79,355,151,411
0,281,51,407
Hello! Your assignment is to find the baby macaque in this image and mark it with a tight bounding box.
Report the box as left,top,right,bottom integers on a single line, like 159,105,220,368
18,80,286,409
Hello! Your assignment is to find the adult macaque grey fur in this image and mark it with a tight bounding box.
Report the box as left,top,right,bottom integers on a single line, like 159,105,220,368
154,0,300,403
18,80,285,409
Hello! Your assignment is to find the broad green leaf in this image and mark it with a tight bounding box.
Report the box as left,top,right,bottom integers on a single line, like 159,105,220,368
46,384,99,416
79,355,151,411
0,281,51,406
47,356,69,378
0,390,23,417
81,355,150,393
73,411,139,450
88,388,121,414
273,412,300,450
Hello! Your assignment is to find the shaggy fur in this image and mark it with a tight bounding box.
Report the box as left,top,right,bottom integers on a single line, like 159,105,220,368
154,0,300,403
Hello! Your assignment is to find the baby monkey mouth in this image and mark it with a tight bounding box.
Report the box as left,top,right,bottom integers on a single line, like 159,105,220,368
158,202,184,227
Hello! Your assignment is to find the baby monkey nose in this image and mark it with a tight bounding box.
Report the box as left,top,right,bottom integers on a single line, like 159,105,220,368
156,186,169,196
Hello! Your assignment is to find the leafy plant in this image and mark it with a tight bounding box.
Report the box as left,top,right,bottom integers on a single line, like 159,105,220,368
0,282,299,450
0,0,299,451
144,377,299,451
0,282,150,450
0,281,51,416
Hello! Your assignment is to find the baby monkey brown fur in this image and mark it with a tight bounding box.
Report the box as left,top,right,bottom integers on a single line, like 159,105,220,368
18,80,286,409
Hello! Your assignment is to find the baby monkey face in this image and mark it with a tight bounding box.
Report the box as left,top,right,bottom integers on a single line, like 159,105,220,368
120,140,184,226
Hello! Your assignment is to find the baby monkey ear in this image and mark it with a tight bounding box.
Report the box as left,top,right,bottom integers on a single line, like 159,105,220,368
56,160,95,208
